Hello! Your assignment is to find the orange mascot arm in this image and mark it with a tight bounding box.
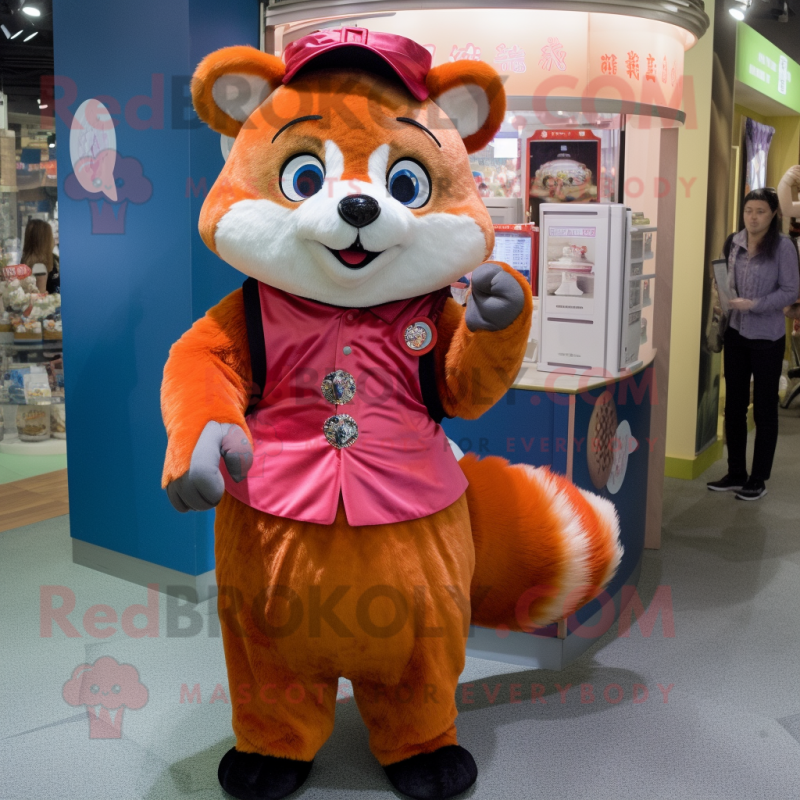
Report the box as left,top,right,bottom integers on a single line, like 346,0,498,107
434,263,532,419
161,288,252,487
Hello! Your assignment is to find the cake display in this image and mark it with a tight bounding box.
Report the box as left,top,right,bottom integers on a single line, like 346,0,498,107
548,244,595,296
530,157,597,203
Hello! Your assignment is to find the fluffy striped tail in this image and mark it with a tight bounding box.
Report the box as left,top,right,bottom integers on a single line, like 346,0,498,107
460,453,623,631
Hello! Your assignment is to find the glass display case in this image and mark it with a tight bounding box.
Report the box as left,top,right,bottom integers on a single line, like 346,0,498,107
0,337,66,454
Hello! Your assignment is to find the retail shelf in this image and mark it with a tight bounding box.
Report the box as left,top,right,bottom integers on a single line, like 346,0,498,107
2,397,65,405
630,252,655,263
3,340,63,351
0,437,67,456
629,273,657,282
631,225,658,233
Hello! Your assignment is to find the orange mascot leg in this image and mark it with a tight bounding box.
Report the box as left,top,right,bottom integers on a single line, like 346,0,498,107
214,493,475,767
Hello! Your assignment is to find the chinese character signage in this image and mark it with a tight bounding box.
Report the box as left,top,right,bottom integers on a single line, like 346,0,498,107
330,9,689,112
735,22,800,113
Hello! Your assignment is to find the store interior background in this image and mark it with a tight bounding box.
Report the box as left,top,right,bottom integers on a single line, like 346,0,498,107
0,2,798,522
1,2,800,798
0,0,61,486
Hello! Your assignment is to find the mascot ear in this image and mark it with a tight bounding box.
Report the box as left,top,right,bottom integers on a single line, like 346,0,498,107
192,46,286,138
426,61,506,154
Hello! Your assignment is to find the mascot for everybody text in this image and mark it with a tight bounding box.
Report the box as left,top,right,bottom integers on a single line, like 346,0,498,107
162,28,622,800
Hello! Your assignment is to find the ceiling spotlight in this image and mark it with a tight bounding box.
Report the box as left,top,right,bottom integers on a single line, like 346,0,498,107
23,31,38,41
21,5,41,16
10,29,22,39
730,6,745,17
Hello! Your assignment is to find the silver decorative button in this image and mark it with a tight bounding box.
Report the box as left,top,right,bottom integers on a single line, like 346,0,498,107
321,370,356,405
323,414,359,449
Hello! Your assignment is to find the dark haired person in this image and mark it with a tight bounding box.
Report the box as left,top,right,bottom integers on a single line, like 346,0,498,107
21,219,60,294
707,188,800,500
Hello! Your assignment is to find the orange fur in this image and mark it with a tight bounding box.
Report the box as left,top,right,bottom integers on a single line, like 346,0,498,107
161,41,622,772
192,46,285,137
434,263,532,419
197,69,496,261
461,454,621,630
461,454,568,630
426,61,506,154
161,289,252,487
214,491,473,765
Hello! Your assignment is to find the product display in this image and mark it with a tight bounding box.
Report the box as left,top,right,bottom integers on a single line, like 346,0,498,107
14,318,42,341
16,405,50,441
50,404,66,439
0,341,66,452
538,204,656,375
161,31,622,800
0,272,61,346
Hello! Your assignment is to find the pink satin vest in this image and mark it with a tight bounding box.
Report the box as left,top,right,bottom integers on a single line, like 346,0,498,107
223,283,468,526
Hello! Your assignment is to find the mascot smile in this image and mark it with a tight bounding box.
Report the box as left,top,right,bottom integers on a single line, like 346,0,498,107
162,27,622,800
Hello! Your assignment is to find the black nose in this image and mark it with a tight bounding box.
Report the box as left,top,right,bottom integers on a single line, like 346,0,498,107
338,195,381,228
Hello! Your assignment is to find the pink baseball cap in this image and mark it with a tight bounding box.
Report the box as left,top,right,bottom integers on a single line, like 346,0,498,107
282,27,432,101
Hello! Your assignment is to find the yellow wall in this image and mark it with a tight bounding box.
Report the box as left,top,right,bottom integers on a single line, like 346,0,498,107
768,116,800,224
664,0,716,463
665,7,800,469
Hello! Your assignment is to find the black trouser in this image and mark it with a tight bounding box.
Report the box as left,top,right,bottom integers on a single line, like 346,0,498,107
723,326,785,481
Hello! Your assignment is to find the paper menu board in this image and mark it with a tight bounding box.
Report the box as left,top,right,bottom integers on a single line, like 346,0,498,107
490,224,538,290
492,233,532,280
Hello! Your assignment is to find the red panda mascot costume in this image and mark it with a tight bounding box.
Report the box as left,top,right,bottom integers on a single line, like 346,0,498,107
161,28,622,800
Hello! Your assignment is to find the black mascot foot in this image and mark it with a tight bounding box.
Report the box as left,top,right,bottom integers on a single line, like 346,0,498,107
218,747,314,800
384,745,478,800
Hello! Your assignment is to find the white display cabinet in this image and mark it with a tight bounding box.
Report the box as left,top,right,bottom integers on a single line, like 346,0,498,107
537,203,656,377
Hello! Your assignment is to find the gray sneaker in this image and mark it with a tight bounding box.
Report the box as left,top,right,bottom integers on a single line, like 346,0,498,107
735,478,767,501
707,474,748,492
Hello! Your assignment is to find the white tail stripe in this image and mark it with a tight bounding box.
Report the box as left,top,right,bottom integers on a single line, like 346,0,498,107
519,465,593,626
578,488,624,591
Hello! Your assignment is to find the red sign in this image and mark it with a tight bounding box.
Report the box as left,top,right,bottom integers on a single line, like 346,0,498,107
2,264,32,281
492,223,539,295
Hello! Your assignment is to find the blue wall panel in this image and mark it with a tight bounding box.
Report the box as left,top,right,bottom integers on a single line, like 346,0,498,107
54,0,258,575
442,388,563,470
570,368,653,624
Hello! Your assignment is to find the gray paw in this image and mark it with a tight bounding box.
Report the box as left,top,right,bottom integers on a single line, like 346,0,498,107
465,263,525,332
166,422,253,513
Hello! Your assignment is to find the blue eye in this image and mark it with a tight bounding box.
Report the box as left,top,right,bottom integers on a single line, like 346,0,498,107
280,154,325,202
387,159,430,209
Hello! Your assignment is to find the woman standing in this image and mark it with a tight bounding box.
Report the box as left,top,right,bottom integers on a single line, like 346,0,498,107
707,188,800,500
21,219,59,294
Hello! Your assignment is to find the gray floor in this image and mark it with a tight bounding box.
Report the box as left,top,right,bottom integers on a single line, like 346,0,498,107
2,412,799,800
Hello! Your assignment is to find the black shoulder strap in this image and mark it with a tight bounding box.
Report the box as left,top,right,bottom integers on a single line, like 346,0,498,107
723,233,735,261
242,277,266,414
419,350,450,424
419,288,454,424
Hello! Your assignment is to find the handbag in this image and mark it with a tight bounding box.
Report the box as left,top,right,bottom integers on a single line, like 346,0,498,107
706,233,736,353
